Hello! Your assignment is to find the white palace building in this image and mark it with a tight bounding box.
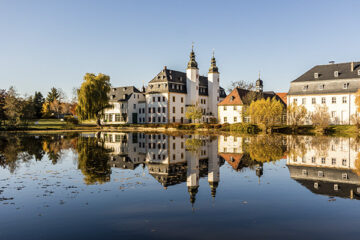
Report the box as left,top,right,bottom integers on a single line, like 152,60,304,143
101,48,226,124
287,61,360,125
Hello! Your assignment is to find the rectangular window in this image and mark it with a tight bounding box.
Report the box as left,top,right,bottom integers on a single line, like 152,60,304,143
312,98,316,104
314,73,319,78
311,157,316,163
331,111,336,118
321,97,326,104
148,108,151,113
234,106,237,110
342,96,347,103
173,96,175,102
234,117,237,122
152,117,155,122
158,117,161,122
181,107,184,114
321,158,325,164
158,97,161,101
293,98,297,104
163,117,166,122
115,114,121,122
224,117,227,123
173,107,176,113
224,106,227,110
332,97,336,104
173,154,176,160
332,158,336,165
302,98,306,105
158,107,161,113
153,97,155,102
173,116,175,122
334,71,339,77
319,84,325,90
181,97,183,103
163,96,166,101
163,107,166,113
153,107,155,113
108,114,113,122
343,83,349,89
342,159,347,166
133,104,136,109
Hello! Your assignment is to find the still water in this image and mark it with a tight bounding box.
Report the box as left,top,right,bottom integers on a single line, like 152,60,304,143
1,132,360,240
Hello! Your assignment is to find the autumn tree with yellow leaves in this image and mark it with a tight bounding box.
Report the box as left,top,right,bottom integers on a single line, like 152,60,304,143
247,97,284,133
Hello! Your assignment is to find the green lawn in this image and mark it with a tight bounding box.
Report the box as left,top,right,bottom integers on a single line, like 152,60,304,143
29,119,68,129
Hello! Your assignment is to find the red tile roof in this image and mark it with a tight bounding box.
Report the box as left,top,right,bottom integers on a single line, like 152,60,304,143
218,87,250,106
275,92,287,105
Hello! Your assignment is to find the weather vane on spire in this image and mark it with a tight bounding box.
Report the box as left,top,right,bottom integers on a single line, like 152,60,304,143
212,48,215,57
192,41,195,51
259,70,261,79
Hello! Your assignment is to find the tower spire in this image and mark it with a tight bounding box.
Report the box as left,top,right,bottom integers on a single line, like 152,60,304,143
187,42,198,69
209,50,219,73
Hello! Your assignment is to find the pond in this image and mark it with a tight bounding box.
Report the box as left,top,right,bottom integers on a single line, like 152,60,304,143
0,132,360,240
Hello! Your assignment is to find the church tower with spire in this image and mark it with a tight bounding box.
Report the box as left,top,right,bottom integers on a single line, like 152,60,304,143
256,72,263,93
186,44,200,106
208,51,220,119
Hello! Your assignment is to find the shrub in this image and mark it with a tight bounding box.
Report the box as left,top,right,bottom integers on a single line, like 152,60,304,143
64,116,79,125
229,123,259,133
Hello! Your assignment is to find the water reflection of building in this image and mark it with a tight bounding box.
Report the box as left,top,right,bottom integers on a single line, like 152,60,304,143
287,136,360,200
218,135,263,180
99,132,224,205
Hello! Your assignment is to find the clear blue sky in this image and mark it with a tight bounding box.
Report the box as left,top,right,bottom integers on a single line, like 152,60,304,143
1,0,360,99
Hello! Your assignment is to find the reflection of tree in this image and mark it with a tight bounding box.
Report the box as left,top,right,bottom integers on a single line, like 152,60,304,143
245,135,285,163
0,135,39,173
353,153,360,176
287,136,308,160
310,136,331,157
76,137,111,185
0,134,78,172
185,138,202,152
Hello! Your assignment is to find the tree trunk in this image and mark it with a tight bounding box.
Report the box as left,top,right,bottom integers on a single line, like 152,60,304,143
96,118,101,126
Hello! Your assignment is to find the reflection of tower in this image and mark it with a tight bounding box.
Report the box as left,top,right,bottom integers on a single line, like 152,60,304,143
187,148,199,208
255,163,263,184
208,138,220,199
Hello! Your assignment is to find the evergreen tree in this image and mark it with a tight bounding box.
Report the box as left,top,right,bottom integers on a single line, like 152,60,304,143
0,89,6,126
33,91,44,118
46,87,60,103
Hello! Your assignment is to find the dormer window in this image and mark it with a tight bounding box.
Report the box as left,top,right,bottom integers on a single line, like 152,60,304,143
303,85,309,91
319,84,325,90
112,95,115,99
162,76,166,79
334,71,339,77
157,76,161,79
231,96,235,101
358,70,360,76
314,73,319,78
343,83,349,89
113,88,116,91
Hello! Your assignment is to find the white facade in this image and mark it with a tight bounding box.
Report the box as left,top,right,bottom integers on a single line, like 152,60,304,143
287,62,360,125
287,92,356,125
102,88,146,124
218,105,244,124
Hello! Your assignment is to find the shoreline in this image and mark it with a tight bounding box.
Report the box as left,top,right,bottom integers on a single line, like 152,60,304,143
1,124,359,137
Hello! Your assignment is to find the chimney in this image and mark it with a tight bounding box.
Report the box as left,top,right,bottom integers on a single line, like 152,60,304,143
164,66,167,70
351,62,354,72
329,61,335,64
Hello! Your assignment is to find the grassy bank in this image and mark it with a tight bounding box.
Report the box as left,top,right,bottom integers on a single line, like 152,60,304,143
1,119,360,136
